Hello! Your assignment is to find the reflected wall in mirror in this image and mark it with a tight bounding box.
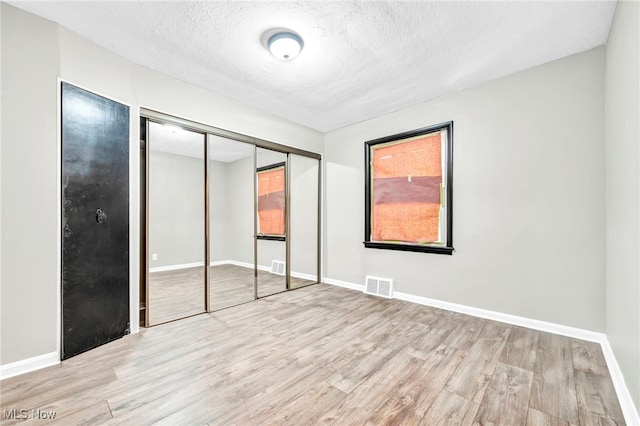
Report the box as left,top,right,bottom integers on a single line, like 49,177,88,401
290,154,320,289
208,136,256,310
148,122,206,325
256,148,287,297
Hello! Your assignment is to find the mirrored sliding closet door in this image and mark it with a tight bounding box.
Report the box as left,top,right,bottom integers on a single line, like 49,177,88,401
142,110,322,325
147,121,206,325
289,154,320,288
208,136,256,310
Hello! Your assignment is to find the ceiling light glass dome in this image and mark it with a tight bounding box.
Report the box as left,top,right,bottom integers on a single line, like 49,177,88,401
267,31,304,61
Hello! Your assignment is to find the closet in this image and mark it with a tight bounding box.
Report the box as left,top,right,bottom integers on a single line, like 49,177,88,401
140,111,320,326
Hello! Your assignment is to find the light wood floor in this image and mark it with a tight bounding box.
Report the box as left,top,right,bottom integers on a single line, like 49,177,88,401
0,284,625,425
151,264,316,323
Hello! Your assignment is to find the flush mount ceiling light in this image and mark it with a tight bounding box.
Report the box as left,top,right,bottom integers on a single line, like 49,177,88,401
267,31,303,61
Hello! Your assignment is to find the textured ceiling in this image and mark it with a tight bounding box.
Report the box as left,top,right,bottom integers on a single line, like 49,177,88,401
9,1,616,132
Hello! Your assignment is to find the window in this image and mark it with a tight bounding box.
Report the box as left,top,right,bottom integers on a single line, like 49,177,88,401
364,122,453,254
257,162,286,240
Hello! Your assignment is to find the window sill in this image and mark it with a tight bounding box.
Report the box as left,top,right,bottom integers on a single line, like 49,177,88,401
257,235,286,242
363,241,454,255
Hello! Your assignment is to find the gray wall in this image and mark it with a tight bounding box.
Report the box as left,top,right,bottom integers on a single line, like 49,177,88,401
0,3,323,367
209,159,230,263
149,151,205,269
605,0,640,409
324,47,606,332
1,4,60,366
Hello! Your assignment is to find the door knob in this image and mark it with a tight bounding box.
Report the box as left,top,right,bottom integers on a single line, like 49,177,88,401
96,208,107,224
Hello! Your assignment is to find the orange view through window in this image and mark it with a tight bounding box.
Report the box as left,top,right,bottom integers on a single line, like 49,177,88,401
257,166,285,235
371,132,443,244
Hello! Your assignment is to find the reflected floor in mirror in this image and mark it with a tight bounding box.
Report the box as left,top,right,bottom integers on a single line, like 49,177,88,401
257,268,315,298
208,264,255,311
210,264,315,308
148,267,205,325
256,269,287,298
150,264,317,316
290,276,316,290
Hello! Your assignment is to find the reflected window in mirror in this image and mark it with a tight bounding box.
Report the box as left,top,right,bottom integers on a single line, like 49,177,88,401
257,162,286,240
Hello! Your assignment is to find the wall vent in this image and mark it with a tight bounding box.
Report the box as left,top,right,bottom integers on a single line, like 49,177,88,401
271,260,285,275
364,276,394,298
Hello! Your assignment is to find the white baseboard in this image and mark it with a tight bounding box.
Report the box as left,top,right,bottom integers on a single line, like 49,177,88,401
600,337,640,425
394,290,605,343
323,277,366,292
149,261,204,273
291,271,317,281
325,277,603,341
0,351,59,380
323,276,639,424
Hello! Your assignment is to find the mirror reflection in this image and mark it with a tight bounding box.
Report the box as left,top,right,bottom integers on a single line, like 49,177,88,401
145,116,322,322
290,154,320,288
148,122,206,325
256,148,287,297
208,136,256,310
